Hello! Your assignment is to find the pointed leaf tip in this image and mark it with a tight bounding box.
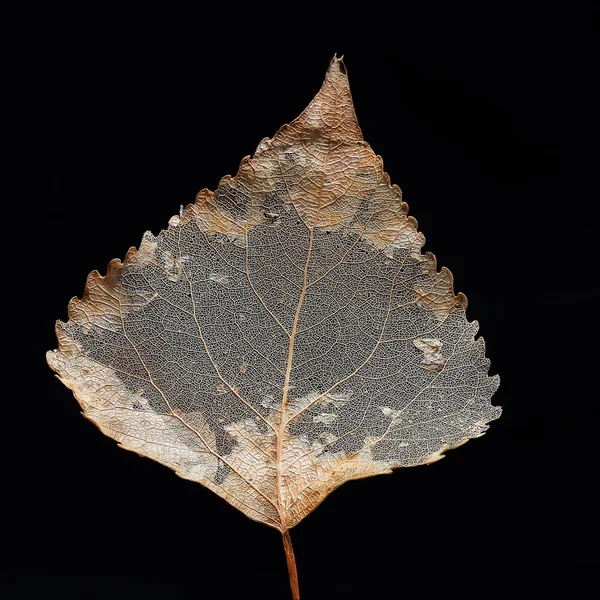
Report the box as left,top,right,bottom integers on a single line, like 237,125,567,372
275,54,362,145
328,54,347,76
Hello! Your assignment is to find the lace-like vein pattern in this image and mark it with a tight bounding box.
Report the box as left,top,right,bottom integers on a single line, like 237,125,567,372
47,58,501,531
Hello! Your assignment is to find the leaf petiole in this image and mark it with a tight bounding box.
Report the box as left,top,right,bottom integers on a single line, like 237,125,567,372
282,529,300,600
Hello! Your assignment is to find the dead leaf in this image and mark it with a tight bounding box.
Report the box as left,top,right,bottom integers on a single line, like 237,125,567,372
47,56,501,599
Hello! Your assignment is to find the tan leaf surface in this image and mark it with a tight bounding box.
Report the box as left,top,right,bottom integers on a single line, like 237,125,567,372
47,57,501,534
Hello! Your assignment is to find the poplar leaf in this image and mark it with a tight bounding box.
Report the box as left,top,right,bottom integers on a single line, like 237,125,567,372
47,56,501,598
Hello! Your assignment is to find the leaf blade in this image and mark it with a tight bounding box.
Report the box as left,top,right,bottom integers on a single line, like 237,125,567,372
47,56,501,533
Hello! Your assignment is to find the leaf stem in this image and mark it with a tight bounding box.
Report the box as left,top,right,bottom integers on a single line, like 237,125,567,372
282,529,300,600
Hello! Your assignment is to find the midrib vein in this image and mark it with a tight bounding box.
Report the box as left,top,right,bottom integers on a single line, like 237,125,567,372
276,227,314,529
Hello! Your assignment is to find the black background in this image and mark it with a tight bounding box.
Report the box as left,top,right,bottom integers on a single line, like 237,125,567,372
4,3,599,599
